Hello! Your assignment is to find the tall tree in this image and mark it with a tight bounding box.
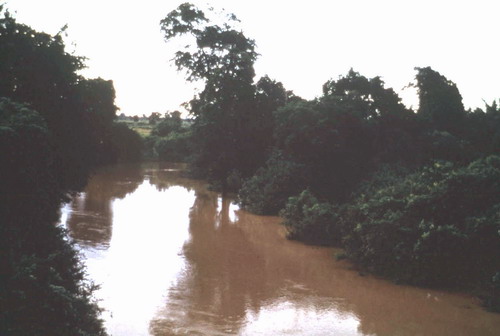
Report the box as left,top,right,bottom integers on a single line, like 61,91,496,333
77,78,119,165
161,3,283,189
271,70,415,201
0,9,90,189
414,67,466,135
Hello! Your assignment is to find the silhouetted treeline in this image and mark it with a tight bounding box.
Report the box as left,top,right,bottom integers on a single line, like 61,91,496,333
162,3,500,312
0,7,142,335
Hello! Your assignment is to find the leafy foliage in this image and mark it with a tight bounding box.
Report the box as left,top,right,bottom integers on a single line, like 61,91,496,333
280,189,341,246
414,66,466,135
0,98,106,335
342,157,500,307
109,122,144,162
465,100,500,157
77,78,121,166
271,70,419,202
144,112,193,162
238,151,307,215
0,10,142,186
151,111,183,137
148,130,193,162
161,3,289,190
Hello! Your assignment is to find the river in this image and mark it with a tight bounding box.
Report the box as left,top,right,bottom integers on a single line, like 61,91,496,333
59,162,500,336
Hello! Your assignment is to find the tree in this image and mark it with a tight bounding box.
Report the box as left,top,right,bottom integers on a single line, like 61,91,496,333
270,70,416,202
0,9,141,173
160,3,256,84
109,122,143,162
146,110,193,162
464,100,500,158
160,3,282,189
0,9,89,189
414,67,466,135
77,77,119,166
322,68,411,119
152,111,182,137
148,112,161,125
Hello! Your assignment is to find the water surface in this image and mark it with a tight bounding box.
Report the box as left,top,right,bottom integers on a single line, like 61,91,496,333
61,162,500,336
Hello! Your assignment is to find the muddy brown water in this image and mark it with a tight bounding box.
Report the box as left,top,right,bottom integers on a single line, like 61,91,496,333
59,162,500,336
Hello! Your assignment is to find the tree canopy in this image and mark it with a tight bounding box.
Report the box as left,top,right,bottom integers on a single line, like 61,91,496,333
160,3,289,189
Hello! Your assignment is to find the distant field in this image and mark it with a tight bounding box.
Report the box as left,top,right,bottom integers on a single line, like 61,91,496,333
117,119,153,137
132,126,152,137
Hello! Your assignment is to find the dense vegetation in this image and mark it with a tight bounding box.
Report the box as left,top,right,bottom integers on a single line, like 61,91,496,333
162,3,500,312
0,8,141,335
160,3,294,189
143,111,194,162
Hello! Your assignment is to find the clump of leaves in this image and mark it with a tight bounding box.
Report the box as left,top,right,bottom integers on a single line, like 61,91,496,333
281,189,341,246
342,157,500,294
238,151,306,215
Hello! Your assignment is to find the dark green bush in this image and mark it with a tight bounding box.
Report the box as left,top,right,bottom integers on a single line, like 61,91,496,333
154,130,192,162
143,134,160,160
151,113,182,137
238,151,307,215
110,122,144,162
280,189,341,246
424,130,473,163
144,119,193,162
342,157,500,296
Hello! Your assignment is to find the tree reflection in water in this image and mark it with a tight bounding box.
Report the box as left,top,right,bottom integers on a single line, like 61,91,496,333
149,185,363,335
64,164,143,248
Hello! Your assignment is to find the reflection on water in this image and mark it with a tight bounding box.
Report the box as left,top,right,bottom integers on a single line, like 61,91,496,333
61,163,500,336
65,164,143,249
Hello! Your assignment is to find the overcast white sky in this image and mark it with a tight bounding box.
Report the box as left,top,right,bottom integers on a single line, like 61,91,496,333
5,0,500,116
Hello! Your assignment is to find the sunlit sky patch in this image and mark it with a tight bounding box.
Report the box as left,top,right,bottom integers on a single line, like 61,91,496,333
6,0,500,116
